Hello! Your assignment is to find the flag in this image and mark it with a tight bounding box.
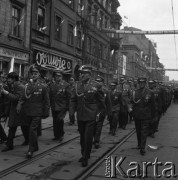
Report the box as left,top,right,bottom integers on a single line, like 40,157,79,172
19,64,21,77
81,5,84,11
9,57,15,73
39,26,47,31
82,34,84,41
73,26,77,36
60,19,64,26
18,14,25,25
122,55,127,75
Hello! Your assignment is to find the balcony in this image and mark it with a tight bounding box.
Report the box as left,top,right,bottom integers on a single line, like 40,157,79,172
110,37,121,50
110,12,122,26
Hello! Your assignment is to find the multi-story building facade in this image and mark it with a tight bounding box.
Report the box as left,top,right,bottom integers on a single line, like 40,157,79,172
0,0,122,83
31,0,82,81
119,26,164,81
0,0,31,76
31,0,122,83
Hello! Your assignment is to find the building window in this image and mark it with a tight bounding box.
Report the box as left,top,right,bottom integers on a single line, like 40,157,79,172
37,5,45,30
87,36,91,53
11,6,20,37
77,0,83,15
77,30,82,49
54,15,62,41
99,44,102,59
93,40,97,55
67,24,74,46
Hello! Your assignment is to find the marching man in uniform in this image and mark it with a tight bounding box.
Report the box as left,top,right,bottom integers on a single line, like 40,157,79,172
69,65,105,167
109,82,122,135
19,66,50,158
49,72,70,141
131,77,155,155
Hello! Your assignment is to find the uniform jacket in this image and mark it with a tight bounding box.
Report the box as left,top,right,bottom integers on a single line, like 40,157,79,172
49,80,70,111
6,81,25,127
109,89,122,112
153,87,163,114
120,83,131,113
102,86,112,116
69,79,106,121
24,80,50,117
132,87,155,120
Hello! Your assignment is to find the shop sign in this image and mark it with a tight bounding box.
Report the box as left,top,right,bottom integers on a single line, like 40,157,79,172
0,47,29,61
34,50,72,73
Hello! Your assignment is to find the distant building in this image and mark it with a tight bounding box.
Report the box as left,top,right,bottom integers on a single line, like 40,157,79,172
119,26,164,81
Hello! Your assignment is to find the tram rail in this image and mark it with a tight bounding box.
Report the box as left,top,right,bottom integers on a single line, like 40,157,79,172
76,128,136,180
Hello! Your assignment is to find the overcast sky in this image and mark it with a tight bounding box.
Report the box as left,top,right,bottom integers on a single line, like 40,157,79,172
118,0,178,81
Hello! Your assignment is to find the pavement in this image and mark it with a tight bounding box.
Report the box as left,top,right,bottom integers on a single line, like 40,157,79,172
0,112,135,180
88,103,178,180
1,103,178,180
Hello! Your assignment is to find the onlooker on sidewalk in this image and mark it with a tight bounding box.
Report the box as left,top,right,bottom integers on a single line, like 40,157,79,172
1,72,28,152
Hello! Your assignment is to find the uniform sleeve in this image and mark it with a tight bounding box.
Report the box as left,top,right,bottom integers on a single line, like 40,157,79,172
69,87,78,115
96,88,106,114
42,85,50,117
65,84,71,109
105,92,112,116
150,91,156,119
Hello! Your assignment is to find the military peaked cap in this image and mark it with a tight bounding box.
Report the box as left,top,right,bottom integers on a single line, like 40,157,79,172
95,75,104,83
138,77,147,83
79,65,92,73
30,65,40,73
148,80,155,84
55,71,63,76
110,82,118,86
120,76,125,82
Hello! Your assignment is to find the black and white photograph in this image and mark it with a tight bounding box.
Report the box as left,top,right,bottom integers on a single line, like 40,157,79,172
0,0,178,179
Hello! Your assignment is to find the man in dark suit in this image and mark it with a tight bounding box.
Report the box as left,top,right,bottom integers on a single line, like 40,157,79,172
69,65,105,167
49,72,70,141
132,77,155,155
1,72,27,152
0,73,9,144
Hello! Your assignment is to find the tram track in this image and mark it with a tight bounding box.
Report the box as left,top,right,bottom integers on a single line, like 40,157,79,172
0,122,109,178
76,128,136,180
0,121,135,179
0,133,80,178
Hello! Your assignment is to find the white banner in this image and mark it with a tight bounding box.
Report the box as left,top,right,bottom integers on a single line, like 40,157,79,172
122,55,127,75
9,57,14,73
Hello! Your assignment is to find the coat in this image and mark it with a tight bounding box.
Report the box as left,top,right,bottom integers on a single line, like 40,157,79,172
0,84,10,118
24,80,50,117
109,89,122,112
69,79,106,121
132,87,155,120
49,80,70,111
5,81,25,127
